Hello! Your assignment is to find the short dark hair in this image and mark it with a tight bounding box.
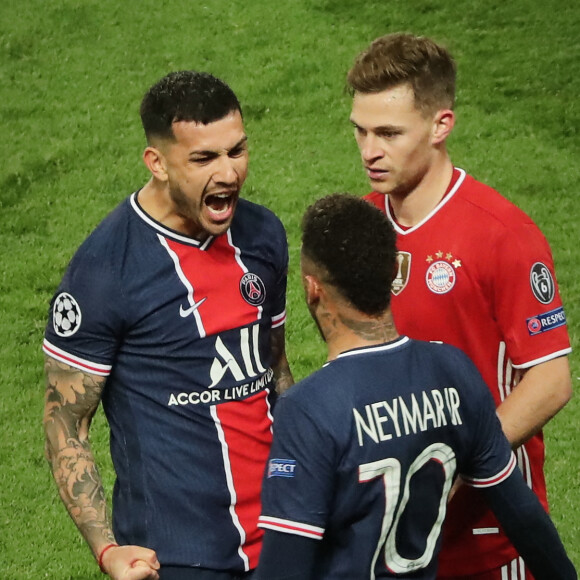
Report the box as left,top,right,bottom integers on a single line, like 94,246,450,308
140,71,242,142
347,33,456,116
301,194,397,316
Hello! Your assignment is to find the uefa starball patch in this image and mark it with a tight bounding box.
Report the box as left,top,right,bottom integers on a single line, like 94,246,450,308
240,272,266,306
526,306,567,336
52,292,82,337
268,458,296,478
530,262,555,304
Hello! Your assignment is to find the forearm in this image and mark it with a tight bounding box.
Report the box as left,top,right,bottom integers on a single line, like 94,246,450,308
43,355,114,557
496,356,572,448
484,473,577,579
255,530,318,580
270,326,294,395
45,428,115,556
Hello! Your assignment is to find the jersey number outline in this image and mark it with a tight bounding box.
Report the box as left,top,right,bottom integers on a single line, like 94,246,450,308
359,442,456,577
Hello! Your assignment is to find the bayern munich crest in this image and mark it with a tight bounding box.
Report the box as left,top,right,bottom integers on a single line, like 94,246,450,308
53,292,82,337
240,273,266,306
426,260,456,294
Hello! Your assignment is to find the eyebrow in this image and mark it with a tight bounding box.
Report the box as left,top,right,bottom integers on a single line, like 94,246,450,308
189,135,248,157
350,119,402,133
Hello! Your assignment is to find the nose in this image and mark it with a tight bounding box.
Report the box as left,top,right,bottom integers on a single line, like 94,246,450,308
360,133,384,163
213,155,239,186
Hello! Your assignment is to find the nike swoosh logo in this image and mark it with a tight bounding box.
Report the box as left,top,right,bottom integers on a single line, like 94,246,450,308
179,297,207,318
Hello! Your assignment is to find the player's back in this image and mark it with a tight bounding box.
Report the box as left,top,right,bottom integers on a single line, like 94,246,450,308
261,336,513,579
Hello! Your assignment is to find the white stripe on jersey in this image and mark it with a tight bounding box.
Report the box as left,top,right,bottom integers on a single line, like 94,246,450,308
501,556,526,579
43,339,112,376
158,234,207,338
463,453,517,488
210,405,251,571
228,230,263,321
258,515,324,540
271,310,286,328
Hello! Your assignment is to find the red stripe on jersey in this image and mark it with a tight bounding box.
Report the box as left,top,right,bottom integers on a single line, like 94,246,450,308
165,235,259,336
215,390,273,569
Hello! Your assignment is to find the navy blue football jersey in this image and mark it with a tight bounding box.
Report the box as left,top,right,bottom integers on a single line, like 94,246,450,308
44,192,288,571
258,337,515,579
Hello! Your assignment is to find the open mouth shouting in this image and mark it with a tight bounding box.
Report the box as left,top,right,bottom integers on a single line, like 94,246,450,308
204,190,238,224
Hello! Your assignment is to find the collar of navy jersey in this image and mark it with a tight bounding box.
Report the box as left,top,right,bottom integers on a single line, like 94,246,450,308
130,191,215,250
386,167,466,237
323,335,411,366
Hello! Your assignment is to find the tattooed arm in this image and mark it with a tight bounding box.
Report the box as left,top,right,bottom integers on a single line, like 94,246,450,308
43,355,159,579
270,326,294,395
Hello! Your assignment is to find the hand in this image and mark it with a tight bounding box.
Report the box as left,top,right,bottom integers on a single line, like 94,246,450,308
101,545,160,580
447,475,464,503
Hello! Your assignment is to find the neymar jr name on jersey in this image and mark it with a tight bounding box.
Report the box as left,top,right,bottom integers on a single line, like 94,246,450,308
353,387,463,446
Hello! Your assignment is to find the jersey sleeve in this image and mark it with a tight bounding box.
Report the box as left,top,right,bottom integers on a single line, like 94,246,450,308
454,352,516,486
258,393,335,539
43,242,125,376
490,220,571,368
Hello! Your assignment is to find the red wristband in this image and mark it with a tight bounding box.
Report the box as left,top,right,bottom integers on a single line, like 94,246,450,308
98,543,119,573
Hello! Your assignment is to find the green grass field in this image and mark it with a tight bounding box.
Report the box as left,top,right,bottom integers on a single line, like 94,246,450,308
1,0,578,577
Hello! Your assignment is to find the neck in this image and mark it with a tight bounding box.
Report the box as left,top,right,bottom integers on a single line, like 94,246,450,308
137,179,208,239
320,305,399,361
389,155,454,227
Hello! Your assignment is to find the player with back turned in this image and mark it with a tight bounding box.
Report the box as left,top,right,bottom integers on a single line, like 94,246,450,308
254,193,576,580
346,33,573,579
43,71,293,580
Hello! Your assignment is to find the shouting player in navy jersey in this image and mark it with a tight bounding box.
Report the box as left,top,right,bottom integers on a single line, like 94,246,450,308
43,71,293,580
255,194,576,580
346,33,573,579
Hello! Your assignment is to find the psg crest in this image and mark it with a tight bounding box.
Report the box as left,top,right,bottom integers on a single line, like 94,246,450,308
240,273,266,306
53,292,82,337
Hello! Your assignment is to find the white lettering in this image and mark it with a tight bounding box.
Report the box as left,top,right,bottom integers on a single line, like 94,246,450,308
354,406,379,446
353,388,464,445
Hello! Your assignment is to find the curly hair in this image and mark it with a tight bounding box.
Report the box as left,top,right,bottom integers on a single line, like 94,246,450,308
347,33,456,116
140,71,242,142
301,193,397,316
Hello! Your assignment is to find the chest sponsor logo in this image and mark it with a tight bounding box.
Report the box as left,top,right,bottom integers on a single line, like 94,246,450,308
53,292,82,337
526,306,567,335
240,273,266,306
391,252,411,296
268,458,297,478
530,262,555,304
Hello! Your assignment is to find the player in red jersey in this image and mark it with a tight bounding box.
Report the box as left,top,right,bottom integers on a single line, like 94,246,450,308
43,71,293,580
346,33,573,579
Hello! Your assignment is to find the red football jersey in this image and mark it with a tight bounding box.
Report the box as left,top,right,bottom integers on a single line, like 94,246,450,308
365,168,571,575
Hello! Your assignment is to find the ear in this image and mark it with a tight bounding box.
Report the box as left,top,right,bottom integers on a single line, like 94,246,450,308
431,109,455,145
143,146,169,182
303,274,322,307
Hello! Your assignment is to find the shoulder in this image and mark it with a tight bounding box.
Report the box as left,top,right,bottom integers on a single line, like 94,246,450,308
73,196,134,261
456,172,537,232
231,199,288,259
235,199,286,233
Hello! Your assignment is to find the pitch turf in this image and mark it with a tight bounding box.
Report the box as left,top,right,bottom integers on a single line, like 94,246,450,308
1,0,578,576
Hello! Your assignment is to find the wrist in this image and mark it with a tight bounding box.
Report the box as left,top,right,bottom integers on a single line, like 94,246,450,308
97,543,119,574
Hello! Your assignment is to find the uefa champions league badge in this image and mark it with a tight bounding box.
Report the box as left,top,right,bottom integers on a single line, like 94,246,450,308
425,251,462,295
240,272,266,306
530,262,555,304
53,292,82,337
